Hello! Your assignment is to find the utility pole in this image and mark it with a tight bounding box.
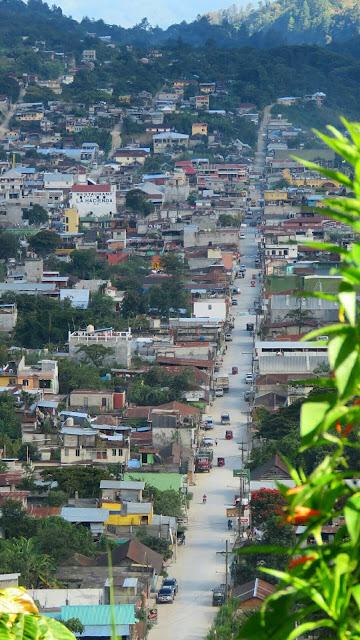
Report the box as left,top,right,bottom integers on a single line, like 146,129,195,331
225,539,229,604
216,540,232,603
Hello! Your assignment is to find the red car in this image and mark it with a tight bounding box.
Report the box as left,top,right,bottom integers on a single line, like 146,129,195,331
251,281,256,287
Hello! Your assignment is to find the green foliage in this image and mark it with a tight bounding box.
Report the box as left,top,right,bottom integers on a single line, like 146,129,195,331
125,189,155,217
136,527,172,560
0,229,20,260
76,344,115,367
18,443,40,462
0,537,56,588
127,365,195,405
28,231,60,257
45,491,68,507
63,619,84,635
22,204,48,226
143,484,183,518
0,394,22,441
218,213,242,227
41,466,112,498
1,500,37,540
58,359,107,394
74,126,111,153
35,516,95,564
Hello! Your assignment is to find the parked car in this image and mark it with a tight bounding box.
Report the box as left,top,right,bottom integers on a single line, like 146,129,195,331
215,388,224,397
240,233,245,239
163,578,178,596
202,416,214,430
244,390,251,401
225,333,232,342
157,587,174,604
202,437,214,447
246,373,253,384
231,299,238,306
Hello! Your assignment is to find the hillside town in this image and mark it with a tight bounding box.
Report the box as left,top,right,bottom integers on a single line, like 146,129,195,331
0,37,352,640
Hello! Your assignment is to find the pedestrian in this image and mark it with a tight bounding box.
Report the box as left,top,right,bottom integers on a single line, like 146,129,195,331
215,438,218,446
182,534,186,545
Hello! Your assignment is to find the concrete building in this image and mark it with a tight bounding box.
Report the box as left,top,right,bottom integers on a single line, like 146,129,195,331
163,169,189,203
153,132,189,154
60,426,130,466
43,173,74,189
255,341,328,375
0,304,17,331
82,49,97,62
193,299,227,321
100,480,144,502
62,207,79,233
70,184,117,218
6,258,43,283
68,326,132,367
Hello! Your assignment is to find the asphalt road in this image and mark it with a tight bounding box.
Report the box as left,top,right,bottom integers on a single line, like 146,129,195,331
149,229,260,640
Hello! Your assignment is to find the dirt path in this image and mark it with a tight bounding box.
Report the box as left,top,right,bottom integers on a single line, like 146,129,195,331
0,84,26,139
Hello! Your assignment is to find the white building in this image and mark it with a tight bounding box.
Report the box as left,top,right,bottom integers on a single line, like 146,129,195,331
44,173,74,190
70,184,116,218
69,326,132,367
153,132,189,154
193,299,227,321
255,341,328,375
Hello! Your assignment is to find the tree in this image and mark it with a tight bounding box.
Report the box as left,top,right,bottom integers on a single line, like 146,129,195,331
18,443,40,462
0,229,20,260
143,485,183,518
1,500,37,540
64,619,84,635
159,254,185,274
284,298,314,333
0,537,55,588
35,516,95,564
22,204,48,226
125,189,154,217
41,466,112,498
46,490,68,507
136,527,172,560
58,360,106,394
28,231,60,257
250,489,287,527
76,344,115,367
0,393,22,440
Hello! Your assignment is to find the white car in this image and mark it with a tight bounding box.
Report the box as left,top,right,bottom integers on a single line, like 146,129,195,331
240,233,245,239
246,373,254,384
202,437,213,447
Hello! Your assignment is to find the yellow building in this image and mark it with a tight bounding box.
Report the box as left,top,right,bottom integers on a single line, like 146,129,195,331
283,169,339,189
63,207,79,234
195,95,210,109
18,111,44,121
192,122,208,136
103,500,153,526
119,95,131,104
264,189,288,203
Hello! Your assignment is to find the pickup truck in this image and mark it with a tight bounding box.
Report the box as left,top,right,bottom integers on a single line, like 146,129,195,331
202,416,214,430
215,374,229,393
212,584,228,606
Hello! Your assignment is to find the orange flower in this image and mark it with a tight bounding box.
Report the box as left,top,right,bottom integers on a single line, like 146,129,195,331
289,555,316,571
336,421,342,434
285,506,322,525
286,485,305,496
341,423,354,439
354,399,360,406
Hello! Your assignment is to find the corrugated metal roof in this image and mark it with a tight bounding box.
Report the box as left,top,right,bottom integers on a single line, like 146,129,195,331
61,508,109,523
77,624,129,637
61,427,96,436
126,503,152,515
60,604,137,626
123,578,138,588
100,481,144,490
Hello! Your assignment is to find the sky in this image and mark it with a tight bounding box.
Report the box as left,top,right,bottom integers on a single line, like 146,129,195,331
55,0,232,28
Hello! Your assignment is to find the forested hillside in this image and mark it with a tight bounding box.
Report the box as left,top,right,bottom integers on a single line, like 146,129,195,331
207,0,360,46
2,0,360,49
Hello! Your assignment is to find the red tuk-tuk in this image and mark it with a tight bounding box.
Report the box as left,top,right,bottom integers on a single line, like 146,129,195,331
225,430,233,440
232,366,238,375
217,457,225,467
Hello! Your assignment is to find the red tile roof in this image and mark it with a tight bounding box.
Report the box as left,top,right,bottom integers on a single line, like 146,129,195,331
27,506,61,518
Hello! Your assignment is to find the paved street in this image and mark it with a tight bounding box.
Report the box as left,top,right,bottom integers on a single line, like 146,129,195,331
150,230,260,640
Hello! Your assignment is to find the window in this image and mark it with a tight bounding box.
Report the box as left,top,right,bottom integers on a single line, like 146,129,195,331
22,379,29,387
65,448,69,456
112,449,116,456
118,448,123,456
75,448,80,457
102,397,107,407
39,379,51,389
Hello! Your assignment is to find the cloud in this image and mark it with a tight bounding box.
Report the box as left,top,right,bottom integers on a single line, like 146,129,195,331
56,0,230,28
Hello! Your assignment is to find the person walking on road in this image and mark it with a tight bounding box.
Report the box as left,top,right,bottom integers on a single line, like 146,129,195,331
215,438,218,446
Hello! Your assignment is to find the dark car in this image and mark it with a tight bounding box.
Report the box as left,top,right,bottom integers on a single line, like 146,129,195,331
157,586,174,604
244,390,251,401
163,577,178,596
